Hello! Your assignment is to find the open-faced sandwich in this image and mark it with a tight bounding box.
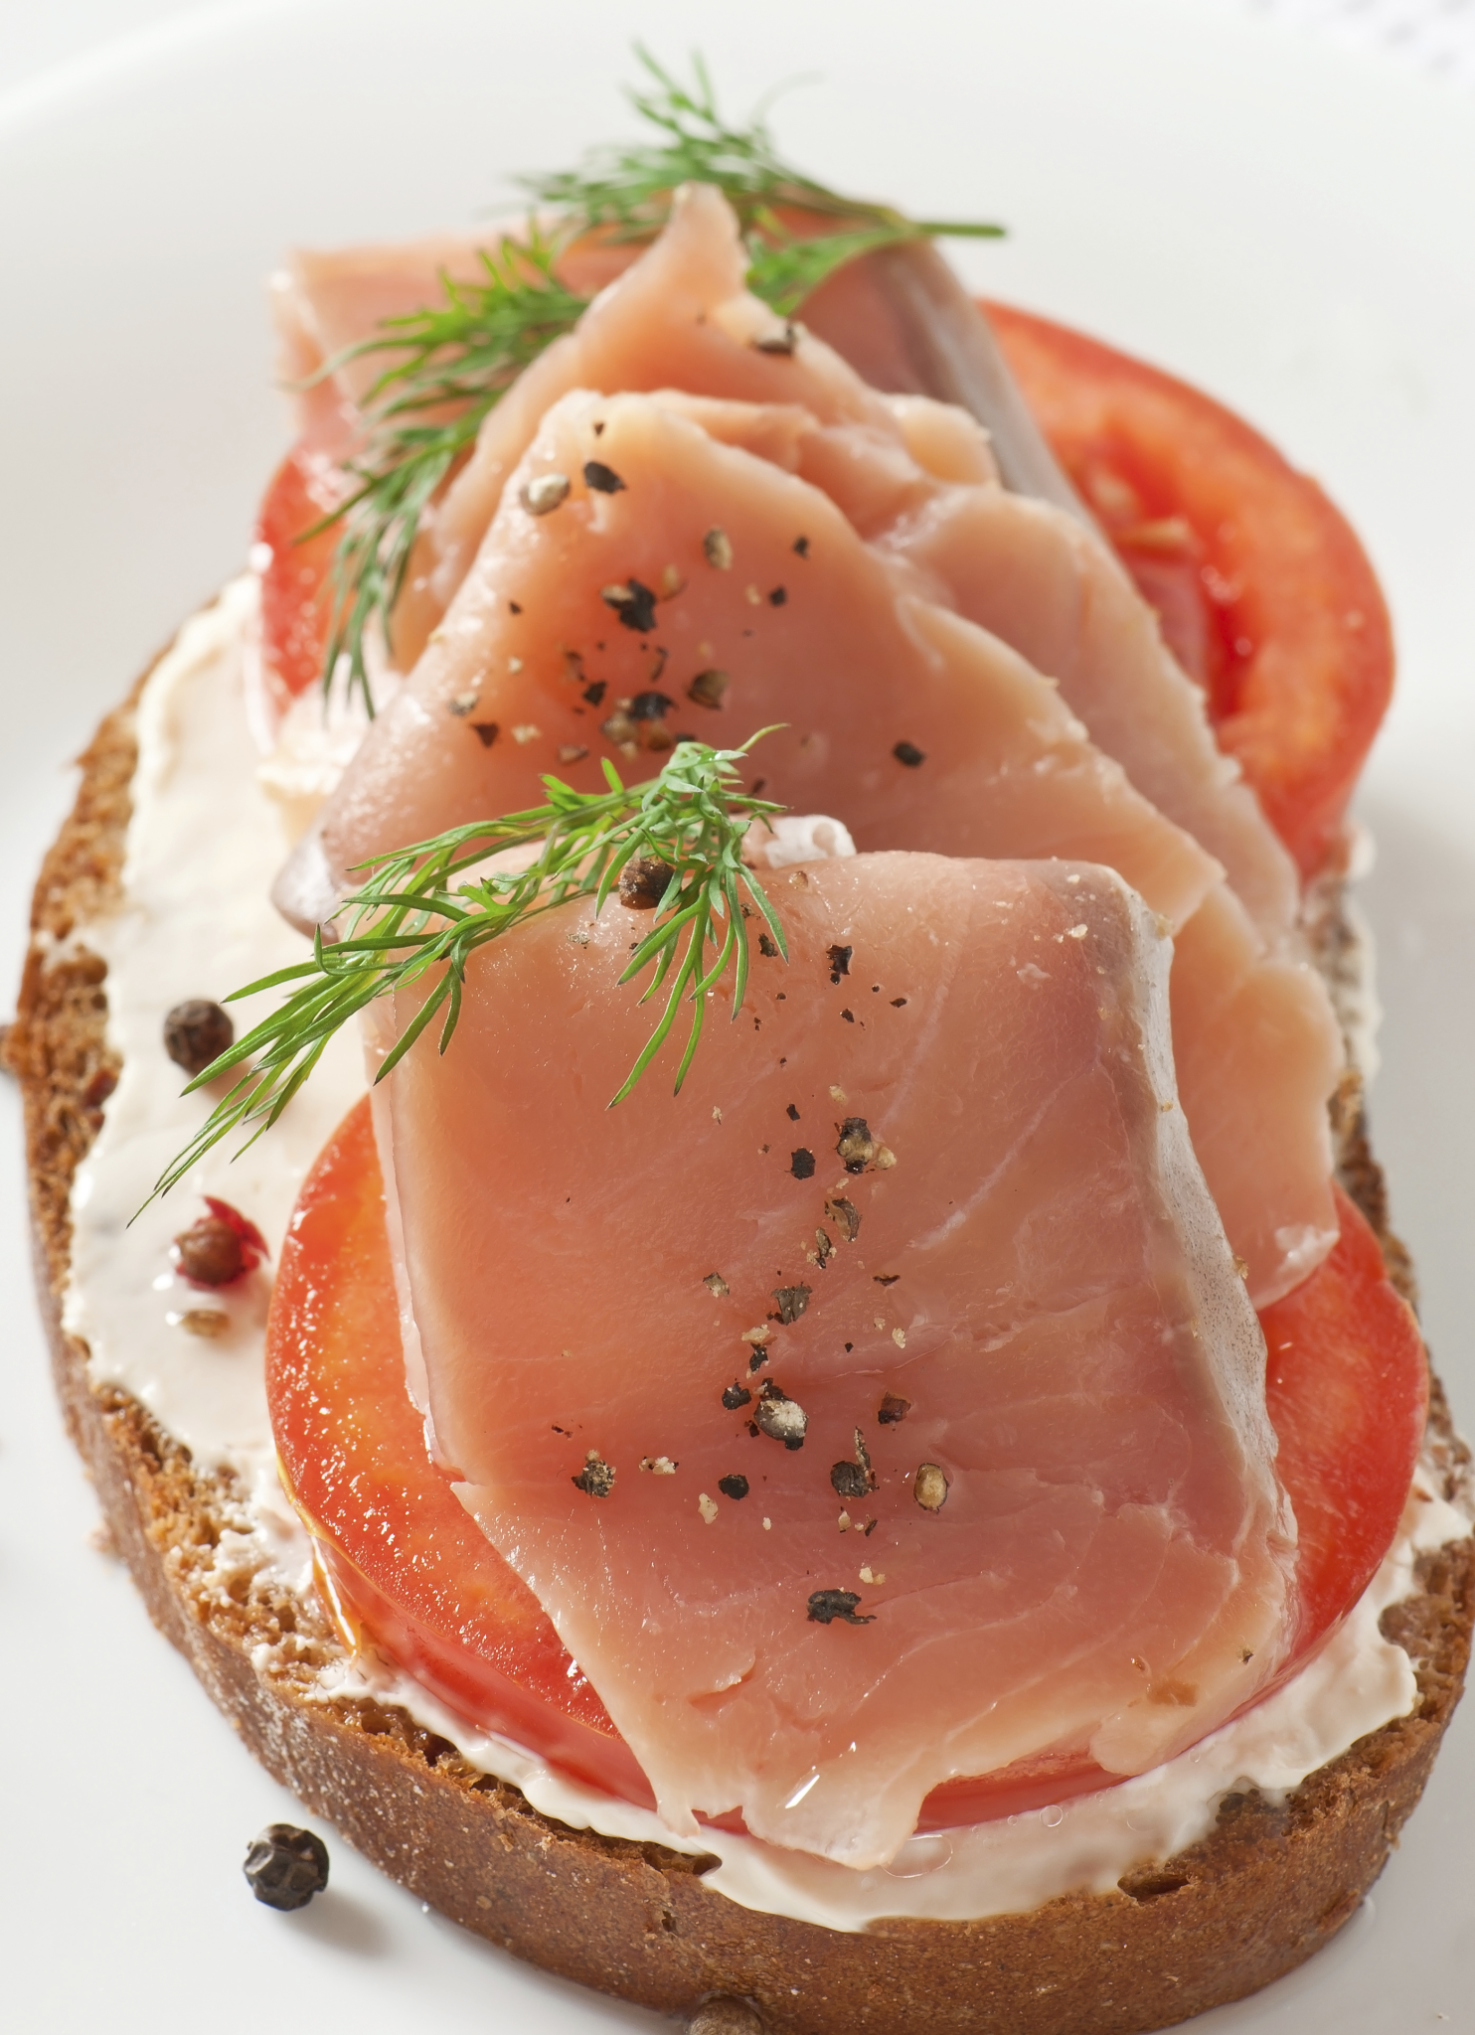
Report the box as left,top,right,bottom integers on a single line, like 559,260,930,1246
11,55,1472,2035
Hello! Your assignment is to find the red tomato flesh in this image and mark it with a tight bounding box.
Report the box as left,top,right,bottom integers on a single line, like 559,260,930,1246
987,303,1394,881
267,1100,1427,1828
253,444,349,720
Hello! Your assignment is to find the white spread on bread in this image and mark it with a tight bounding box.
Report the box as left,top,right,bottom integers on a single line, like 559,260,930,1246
61,581,1472,1925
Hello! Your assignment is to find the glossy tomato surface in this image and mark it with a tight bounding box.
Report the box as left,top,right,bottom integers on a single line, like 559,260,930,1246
268,1103,1427,1826
253,443,347,720
989,302,1394,880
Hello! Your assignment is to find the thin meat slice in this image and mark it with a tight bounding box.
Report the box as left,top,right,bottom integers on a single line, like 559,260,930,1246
272,234,496,455
271,189,1309,957
881,485,1303,944
301,385,1334,1302
417,184,912,649
373,851,1290,1868
315,387,1218,935
405,187,1299,949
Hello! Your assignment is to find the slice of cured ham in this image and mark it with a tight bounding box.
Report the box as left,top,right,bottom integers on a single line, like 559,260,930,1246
282,184,1302,954
876,485,1303,944
372,850,1291,1868
302,383,1337,1303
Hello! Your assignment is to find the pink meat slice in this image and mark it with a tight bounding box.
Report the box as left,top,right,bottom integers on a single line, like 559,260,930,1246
319,387,1214,927
272,188,1304,960
373,851,1290,1867
333,186,1297,950
878,486,1303,943
271,234,496,454
311,386,1335,1302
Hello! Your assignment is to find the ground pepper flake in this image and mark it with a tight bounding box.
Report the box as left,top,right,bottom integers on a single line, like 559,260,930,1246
583,459,626,494
583,680,608,706
878,1393,912,1425
836,1118,878,1172
793,535,810,557
471,722,500,748
756,1384,808,1450
893,741,926,767
824,1194,861,1242
807,1589,874,1626
790,1148,816,1180
687,668,729,709
718,1473,750,1501
786,1103,801,1121
520,471,571,515
759,933,780,959
771,1283,812,1324
827,944,852,985
572,1451,617,1498
722,1382,753,1410
914,1462,950,1512
600,580,658,632
768,586,787,607
754,322,797,355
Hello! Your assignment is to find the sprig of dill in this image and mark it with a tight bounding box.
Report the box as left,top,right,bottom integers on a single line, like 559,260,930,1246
521,46,1001,246
309,232,589,714
150,737,788,1202
308,47,1004,710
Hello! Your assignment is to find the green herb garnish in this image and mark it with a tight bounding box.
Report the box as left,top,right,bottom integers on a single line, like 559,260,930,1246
150,736,788,1201
311,230,589,714
311,47,1003,710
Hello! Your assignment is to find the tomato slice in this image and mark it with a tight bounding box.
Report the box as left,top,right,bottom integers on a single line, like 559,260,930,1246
254,443,349,720
987,302,1394,880
267,1100,1427,1827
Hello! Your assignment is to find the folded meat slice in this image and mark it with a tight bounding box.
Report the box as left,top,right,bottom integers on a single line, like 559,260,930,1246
878,486,1302,944
316,388,1214,932
294,185,1298,947
373,851,1291,1868
307,385,1336,1302
271,233,496,455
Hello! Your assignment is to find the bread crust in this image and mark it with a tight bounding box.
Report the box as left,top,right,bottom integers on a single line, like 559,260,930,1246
10,657,1473,2035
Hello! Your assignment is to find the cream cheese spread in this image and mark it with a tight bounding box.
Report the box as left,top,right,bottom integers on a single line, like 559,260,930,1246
65,578,1473,1931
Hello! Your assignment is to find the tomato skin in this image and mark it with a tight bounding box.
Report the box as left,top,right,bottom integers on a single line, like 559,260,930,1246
987,302,1394,880
254,444,348,719
267,1099,654,1806
1262,1182,1428,1653
268,1105,1428,1827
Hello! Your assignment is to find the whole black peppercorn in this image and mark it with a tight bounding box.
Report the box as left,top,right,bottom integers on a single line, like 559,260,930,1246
163,999,234,1078
243,1823,330,1910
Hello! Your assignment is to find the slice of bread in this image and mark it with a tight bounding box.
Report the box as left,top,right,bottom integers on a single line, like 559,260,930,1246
10,658,1473,2035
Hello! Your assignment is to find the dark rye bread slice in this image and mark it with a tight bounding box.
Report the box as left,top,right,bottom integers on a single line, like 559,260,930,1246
9,654,1474,2035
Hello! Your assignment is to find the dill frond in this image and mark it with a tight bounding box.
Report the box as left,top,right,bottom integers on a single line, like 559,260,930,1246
148,736,789,1203
305,48,1003,709
308,232,588,715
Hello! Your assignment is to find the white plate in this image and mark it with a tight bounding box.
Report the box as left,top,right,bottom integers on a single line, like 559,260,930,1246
1,2,1471,2027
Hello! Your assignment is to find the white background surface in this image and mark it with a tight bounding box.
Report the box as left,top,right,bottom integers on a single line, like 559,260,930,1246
1,2,1472,2028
